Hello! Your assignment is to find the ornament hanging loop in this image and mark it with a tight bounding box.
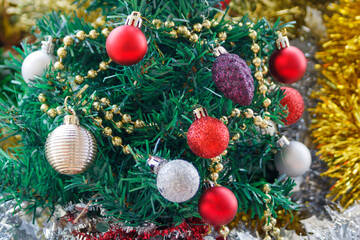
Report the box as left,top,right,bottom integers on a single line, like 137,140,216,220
277,135,290,148
193,107,209,120
41,36,54,54
64,96,76,116
276,32,290,50
147,155,167,174
125,11,142,28
213,46,228,57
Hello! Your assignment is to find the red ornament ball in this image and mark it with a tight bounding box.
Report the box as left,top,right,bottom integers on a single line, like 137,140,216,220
219,0,231,10
269,46,307,84
198,186,238,226
187,117,229,159
280,87,304,125
106,25,147,66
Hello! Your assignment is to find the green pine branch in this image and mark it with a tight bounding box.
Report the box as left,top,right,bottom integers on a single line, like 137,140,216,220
0,0,298,227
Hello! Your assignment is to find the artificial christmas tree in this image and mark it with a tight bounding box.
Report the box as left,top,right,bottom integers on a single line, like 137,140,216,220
0,0,304,238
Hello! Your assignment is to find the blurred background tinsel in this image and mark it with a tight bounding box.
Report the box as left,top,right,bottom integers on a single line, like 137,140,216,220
2,0,360,239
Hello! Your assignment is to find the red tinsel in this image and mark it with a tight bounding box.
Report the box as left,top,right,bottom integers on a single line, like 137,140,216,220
71,218,210,240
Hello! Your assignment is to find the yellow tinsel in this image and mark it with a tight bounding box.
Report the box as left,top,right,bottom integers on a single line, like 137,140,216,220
0,0,103,48
229,0,331,38
311,0,360,208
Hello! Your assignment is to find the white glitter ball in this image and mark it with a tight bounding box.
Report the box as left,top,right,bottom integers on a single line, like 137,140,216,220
156,159,200,203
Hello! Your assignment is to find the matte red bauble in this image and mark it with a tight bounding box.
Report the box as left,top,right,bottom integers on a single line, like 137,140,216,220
269,36,307,84
280,87,304,125
106,12,147,66
198,186,238,226
187,116,229,159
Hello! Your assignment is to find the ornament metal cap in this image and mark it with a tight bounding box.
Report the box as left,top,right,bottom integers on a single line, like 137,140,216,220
276,33,290,50
64,115,79,125
125,11,143,28
193,107,209,120
41,36,54,54
147,156,167,174
204,180,216,189
213,46,228,57
277,135,290,148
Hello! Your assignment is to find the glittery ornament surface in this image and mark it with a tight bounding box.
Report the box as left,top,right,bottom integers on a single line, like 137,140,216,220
280,87,304,125
212,53,254,106
187,116,229,159
157,159,200,203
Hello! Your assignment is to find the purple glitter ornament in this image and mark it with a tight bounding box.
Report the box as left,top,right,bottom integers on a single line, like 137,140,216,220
212,51,254,106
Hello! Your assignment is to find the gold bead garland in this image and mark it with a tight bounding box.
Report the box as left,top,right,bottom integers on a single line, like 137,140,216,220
89,96,146,148
249,28,274,110
37,27,113,119
262,184,282,240
151,18,234,43
37,85,145,149
208,152,230,239
53,29,112,86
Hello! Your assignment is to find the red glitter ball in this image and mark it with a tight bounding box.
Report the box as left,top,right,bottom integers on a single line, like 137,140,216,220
187,117,229,159
106,25,147,66
280,87,304,125
198,186,238,226
269,46,307,84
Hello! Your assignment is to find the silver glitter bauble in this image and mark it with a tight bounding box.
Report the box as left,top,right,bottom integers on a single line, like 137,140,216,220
156,159,200,203
45,115,97,175
275,141,311,177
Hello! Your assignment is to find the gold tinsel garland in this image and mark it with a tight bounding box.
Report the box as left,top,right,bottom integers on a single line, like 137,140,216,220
0,0,103,48
311,0,360,208
229,0,331,38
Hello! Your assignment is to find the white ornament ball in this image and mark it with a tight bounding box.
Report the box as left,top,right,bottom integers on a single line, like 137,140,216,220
275,141,312,177
156,159,200,203
21,50,56,83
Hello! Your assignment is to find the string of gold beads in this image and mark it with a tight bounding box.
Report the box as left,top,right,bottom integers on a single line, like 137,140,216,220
38,93,65,118
208,155,230,239
219,107,272,140
249,28,272,110
92,114,132,155
38,28,113,116
54,28,112,86
37,92,146,149
151,18,231,43
90,96,146,147
262,184,282,240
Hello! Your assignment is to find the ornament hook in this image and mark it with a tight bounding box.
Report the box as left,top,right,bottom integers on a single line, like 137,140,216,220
125,11,143,28
277,135,290,148
64,96,76,116
213,46,228,57
41,36,54,54
192,107,209,120
276,32,290,50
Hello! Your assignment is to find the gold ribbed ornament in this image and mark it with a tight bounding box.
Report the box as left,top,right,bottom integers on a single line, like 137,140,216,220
45,115,97,175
